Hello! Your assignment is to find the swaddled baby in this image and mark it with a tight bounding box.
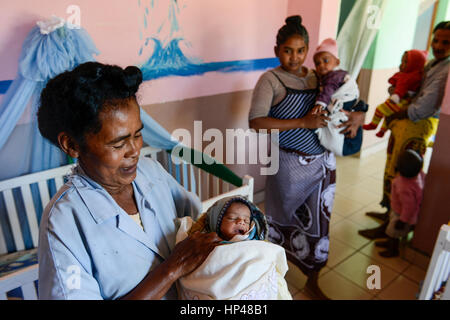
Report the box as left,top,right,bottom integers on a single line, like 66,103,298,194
176,196,292,300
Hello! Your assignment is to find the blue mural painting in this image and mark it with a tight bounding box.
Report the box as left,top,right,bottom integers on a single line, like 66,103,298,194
0,1,280,92
0,80,13,94
137,0,279,81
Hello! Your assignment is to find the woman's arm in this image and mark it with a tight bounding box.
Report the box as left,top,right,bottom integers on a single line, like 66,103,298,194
386,108,409,125
120,231,222,300
249,108,330,133
249,71,328,133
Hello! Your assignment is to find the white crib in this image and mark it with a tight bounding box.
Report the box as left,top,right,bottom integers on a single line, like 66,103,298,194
0,146,254,299
418,224,450,300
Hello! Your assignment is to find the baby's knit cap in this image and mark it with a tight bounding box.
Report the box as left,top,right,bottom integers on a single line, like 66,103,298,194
314,38,339,59
204,196,268,241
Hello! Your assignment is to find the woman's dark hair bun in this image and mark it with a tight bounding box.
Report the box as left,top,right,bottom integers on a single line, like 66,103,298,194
286,15,302,26
38,62,143,149
276,15,309,47
123,66,143,94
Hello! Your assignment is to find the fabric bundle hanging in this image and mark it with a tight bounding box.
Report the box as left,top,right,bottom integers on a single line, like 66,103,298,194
337,0,388,79
0,17,100,252
0,16,100,176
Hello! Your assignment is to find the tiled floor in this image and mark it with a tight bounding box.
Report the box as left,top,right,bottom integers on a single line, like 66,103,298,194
258,150,430,300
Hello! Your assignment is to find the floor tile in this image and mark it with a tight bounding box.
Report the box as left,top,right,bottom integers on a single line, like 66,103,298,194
402,264,427,284
319,266,332,278
335,170,370,189
333,252,399,294
285,261,330,291
360,241,411,273
336,186,380,206
332,195,367,217
369,169,385,181
410,250,431,271
377,275,420,300
351,176,384,196
330,212,345,226
327,238,356,268
317,269,374,300
347,211,384,229
356,201,387,217
330,219,371,250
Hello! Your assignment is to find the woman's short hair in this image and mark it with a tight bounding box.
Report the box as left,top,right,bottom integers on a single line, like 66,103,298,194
38,62,143,148
276,15,309,47
397,149,423,178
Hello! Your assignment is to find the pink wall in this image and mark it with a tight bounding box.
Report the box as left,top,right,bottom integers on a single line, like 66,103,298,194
0,0,338,104
0,0,339,135
0,0,289,106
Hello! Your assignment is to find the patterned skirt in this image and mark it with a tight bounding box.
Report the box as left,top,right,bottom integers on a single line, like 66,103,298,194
264,149,336,275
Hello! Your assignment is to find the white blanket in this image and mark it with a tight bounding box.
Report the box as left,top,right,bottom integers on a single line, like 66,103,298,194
316,75,360,156
176,217,291,300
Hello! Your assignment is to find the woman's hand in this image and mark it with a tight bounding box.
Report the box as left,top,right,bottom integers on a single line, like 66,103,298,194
385,109,408,127
338,111,365,139
249,110,329,132
120,231,222,300
167,231,223,278
300,107,330,129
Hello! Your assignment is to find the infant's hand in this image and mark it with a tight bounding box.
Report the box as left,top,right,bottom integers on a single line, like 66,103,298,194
302,107,330,129
311,105,323,115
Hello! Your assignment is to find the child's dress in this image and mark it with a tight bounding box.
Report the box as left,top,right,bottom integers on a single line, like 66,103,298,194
175,214,292,300
385,171,426,238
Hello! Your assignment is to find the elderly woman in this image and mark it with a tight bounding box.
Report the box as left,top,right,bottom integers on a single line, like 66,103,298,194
36,62,221,299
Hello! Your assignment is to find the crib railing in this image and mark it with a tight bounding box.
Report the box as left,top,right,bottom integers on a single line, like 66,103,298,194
0,145,254,299
418,224,450,300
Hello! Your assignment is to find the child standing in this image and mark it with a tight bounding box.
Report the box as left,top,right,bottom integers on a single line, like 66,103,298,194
376,149,426,257
363,49,427,137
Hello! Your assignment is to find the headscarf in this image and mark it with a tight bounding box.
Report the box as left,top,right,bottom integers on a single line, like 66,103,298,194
403,49,428,73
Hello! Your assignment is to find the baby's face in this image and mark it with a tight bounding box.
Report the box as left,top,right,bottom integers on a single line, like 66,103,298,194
220,202,251,241
314,51,340,77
